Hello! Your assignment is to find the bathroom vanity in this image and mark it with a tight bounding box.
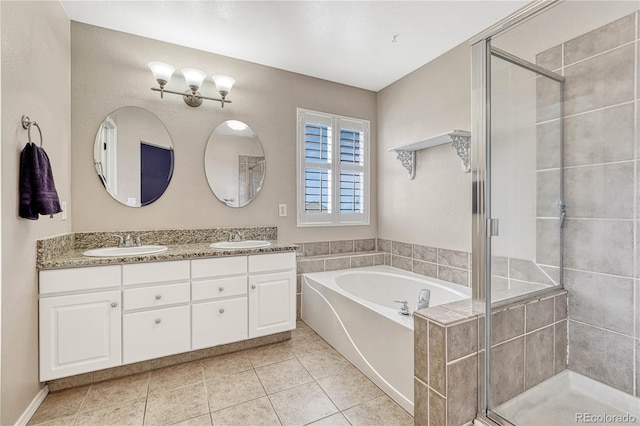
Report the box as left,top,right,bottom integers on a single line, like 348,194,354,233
38,250,296,381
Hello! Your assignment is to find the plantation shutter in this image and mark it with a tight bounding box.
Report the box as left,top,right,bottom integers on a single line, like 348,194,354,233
297,109,369,226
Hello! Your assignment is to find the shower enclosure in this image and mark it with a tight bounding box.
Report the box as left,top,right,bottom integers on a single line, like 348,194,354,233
471,1,640,424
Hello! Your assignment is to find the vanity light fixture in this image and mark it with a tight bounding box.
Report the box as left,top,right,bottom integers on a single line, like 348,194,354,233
148,61,235,108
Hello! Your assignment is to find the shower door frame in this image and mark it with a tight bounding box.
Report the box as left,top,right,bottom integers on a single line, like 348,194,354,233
470,1,565,424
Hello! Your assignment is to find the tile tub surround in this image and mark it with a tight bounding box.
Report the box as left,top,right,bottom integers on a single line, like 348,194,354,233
36,227,296,269
295,238,384,320
413,290,567,425
30,321,413,426
414,299,481,426
535,11,640,398
296,238,472,320
376,239,471,287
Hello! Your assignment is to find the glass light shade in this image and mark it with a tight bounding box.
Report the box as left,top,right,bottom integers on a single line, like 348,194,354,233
148,62,175,84
181,68,206,90
212,75,235,96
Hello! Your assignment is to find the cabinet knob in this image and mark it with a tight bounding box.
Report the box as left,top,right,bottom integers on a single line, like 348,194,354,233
219,308,225,314
251,285,256,289
111,302,118,308
219,287,224,292
155,319,162,324
155,295,162,300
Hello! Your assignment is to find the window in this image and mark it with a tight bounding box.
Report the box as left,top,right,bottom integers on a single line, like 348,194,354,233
297,109,370,226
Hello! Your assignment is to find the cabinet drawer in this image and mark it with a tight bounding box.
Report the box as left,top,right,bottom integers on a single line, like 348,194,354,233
191,256,247,279
192,297,248,350
40,265,121,295
123,260,189,286
123,305,190,364
249,252,296,274
192,276,246,301
123,282,190,311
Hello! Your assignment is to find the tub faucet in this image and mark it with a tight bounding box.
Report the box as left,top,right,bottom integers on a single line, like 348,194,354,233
417,289,431,310
394,300,411,316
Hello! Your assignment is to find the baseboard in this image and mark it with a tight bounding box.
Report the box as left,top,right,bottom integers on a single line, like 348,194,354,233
15,385,49,426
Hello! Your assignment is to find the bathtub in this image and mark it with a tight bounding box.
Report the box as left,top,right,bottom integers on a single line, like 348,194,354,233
302,265,471,415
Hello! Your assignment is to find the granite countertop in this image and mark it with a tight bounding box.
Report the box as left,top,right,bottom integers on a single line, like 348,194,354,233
38,240,299,270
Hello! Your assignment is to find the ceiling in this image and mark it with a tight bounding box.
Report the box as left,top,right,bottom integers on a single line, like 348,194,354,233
60,0,529,92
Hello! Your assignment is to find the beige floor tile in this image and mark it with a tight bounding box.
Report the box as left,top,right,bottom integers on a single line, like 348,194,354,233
75,397,145,426
296,348,357,380
201,352,252,380
144,383,209,426
268,382,338,426
28,415,77,426
342,395,413,426
173,414,213,426
206,369,266,412
148,360,203,395
210,396,280,426
307,413,351,426
316,370,383,410
81,373,149,412
246,342,295,368
254,358,313,394
29,385,89,424
287,333,332,356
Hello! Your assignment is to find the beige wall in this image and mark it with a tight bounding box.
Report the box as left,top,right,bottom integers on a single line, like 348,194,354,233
1,1,71,424
376,43,472,252
71,23,377,243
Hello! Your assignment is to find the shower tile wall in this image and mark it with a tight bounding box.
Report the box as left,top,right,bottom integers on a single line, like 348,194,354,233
536,12,639,397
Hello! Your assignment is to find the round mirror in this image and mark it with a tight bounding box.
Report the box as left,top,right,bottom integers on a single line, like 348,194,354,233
94,107,174,207
204,120,265,207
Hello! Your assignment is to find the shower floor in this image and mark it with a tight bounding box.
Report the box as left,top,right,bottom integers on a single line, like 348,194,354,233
494,370,640,425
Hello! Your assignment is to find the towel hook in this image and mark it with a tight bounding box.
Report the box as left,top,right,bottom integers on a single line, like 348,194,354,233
21,115,43,147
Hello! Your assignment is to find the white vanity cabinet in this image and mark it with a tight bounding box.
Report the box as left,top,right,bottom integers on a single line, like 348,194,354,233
191,257,248,350
122,261,191,364
248,252,297,338
39,251,297,381
39,266,122,381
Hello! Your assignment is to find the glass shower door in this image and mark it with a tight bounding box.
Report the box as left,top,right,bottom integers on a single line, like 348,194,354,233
489,50,564,304
486,48,564,423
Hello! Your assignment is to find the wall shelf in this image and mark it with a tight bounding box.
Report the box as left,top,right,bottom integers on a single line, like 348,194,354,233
388,130,471,179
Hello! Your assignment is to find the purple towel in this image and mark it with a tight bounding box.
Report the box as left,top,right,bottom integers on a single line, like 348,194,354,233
19,143,62,220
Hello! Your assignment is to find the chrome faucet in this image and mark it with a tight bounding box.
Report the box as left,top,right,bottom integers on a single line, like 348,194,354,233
112,234,146,247
394,300,411,316
224,230,246,242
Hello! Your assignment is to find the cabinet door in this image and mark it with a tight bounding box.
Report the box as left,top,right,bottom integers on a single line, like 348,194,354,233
40,290,121,381
192,297,248,350
123,305,190,364
248,271,296,338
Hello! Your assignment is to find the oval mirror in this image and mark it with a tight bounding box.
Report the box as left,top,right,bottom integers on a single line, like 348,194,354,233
204,120,265,207
94,107,174,207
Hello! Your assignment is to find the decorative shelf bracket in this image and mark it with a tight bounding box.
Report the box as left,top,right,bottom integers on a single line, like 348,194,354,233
451,134,471,173
394,150,416,180
389,130,471,180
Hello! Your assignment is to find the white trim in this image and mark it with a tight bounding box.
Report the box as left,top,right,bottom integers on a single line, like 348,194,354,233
15,385,49,426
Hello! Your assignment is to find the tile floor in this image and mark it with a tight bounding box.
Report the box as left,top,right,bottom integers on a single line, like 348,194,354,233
29,321,414,426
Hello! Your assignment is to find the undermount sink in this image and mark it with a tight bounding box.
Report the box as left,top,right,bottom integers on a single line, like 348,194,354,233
210,240,272,249
83,245,168,257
